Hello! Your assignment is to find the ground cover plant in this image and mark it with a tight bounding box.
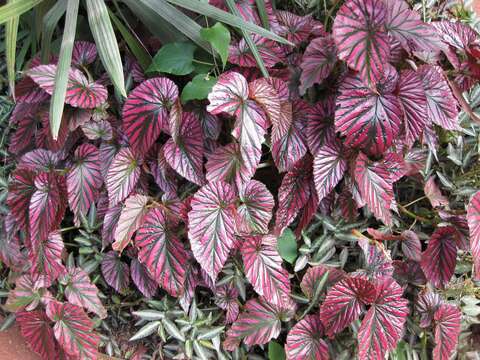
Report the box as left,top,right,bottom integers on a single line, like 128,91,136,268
0,0,480,359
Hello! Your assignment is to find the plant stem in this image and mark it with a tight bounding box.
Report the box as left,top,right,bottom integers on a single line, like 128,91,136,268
403,196,427,208
192,59,214,66
398,204,431,223
60,226,78,233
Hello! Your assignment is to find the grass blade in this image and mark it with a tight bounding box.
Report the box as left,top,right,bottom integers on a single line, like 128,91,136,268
6,0,20,98
40,0,67,63
134,0,211,53
225,0,269,77
165,0,292,45
255,0,270,30
0,0,43,25
48,0,79,140
108,8,152,71
86,0,127,97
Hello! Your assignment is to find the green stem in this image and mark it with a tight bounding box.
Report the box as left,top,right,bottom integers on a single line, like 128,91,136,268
398,204,431,223
403,196,427,208
192,59,214,66
59,226,78,233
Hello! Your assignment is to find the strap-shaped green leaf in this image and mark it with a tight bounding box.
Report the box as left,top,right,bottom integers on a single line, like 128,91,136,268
86,0,127,97
0,0,43,25
41,0,67,63
6,0,20,98
48,0,79,140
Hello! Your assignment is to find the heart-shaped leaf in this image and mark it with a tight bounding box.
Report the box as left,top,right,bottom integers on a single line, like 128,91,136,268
215,284,239,324
285,314,329,360
433,304,461,360
301,265,345,299
200,23,231,67
357,237,394,280
7,168,36,231
16,310,59,359
30,230,66,285
236,180,274,234
148,42,196,76
72,41,97,66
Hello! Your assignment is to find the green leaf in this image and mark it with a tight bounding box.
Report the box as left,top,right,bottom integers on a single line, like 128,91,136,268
48,0,79,140
148,42,196,76
200,23,230,68
40,0,66,63
6,0,20,98
268,341,286,360
277,228,297,264
181,74,217,103
255,0,270,29
108,8,152,71
86,0,126,97
0,0,43,25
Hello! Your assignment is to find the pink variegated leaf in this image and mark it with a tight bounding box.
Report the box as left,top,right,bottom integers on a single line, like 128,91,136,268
276,11,313,45
99,142,118,179
272,102,307,173
102,204,122,247
296,180,320,236
313,140,347,203
249,78,281,132
271,100,293,144
112,194,149,253
136,208,187,297
300,265,346,299
122,77,178,155
7,168,36,230
404,148,427,175
206,143,260,190
355,153,394,226
275,156,312,235
382,151,407,183
418,65,460,130
67,108,92,131
30,231,66,285
19,149,60,172
0,229,24,272
299,36,337,95
81,119,113,140
101,251,130,293
285,314,329,360
357,237,394,279
385,0,441,53
179,261,200,312
333,0,390,85
29,172,65,247
130,258,158,298
320,276,377,337
433,304,461,360
188,182,237,282
168,99,182,142
196,109,221,140
149,145,178,195
393,259,427,286
424,177,449,208
9,109,38,155
72,41,97,67
397,69,428,145
241,235,291,306
467,191,480,281
416,290,442,328
357,277,409,360
27,65,107,108
5,273,42,312
337,187,359,221
225,297,293,348
164,112,205,186
36,109,70,152
46,301,100,359
335,72,402,156
15,77,49,103
16,310,59,359
433,21,478,53
400,230,422,262
420,226,459,289
229,35,284,68
215,285,240,324
67,144,102,226
236,180,274,234
106,147,141,207
64,267,107,319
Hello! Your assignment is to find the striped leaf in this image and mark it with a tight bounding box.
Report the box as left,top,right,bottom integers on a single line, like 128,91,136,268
0,0,44,25
433,304,461,360
101,251,130,292
106,147,141,207
29,230,66,285
130,258,158,298
286,315,329,360
16,310,59,359
467,191,480,281
236,180,274,234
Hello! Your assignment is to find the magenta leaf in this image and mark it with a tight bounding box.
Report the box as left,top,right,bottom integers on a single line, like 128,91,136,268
215,284,240,324
335,72,402,155
400,230,422,262
357,277,409,360
357,237,394,279
206,143,260,190
236,180,274,234
320,276,377,337
19,149,59,172
421,226,459,289
27,64,107,108
418,65,460,130
112,194,149,253
72,41,97,66
275,156,312,235
424,177,449,208
397,69,428,145
122,77,178,155
433,304,461,360
241,235,291,306
276,11,312,44
433,20,477,53
5,273,41,312
101,251,130,293
467,191,480,281
16,310,59,359
229,35,284,68
164,112,205,186
15,77,49,104
188,182,237,282
46,301,100,359
67,144,102,226
136,208,187,296
300,265,345,299
102,203,122,247
7,168,36,231
30,231,66,285
225,297,293,347
9,109,38,155
150,145,178,195
106,147,141,207
81,119,113,141
64,267,107,319
130,258,158,298
299,36,337,95
249,78,281,135
354,153,394,226
416,290,442,328
385,0,441,53
285,314,329,360
333,0,390,85
313,140,347,203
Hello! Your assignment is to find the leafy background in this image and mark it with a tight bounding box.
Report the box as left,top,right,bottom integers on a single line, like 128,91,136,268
0,0,480,359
